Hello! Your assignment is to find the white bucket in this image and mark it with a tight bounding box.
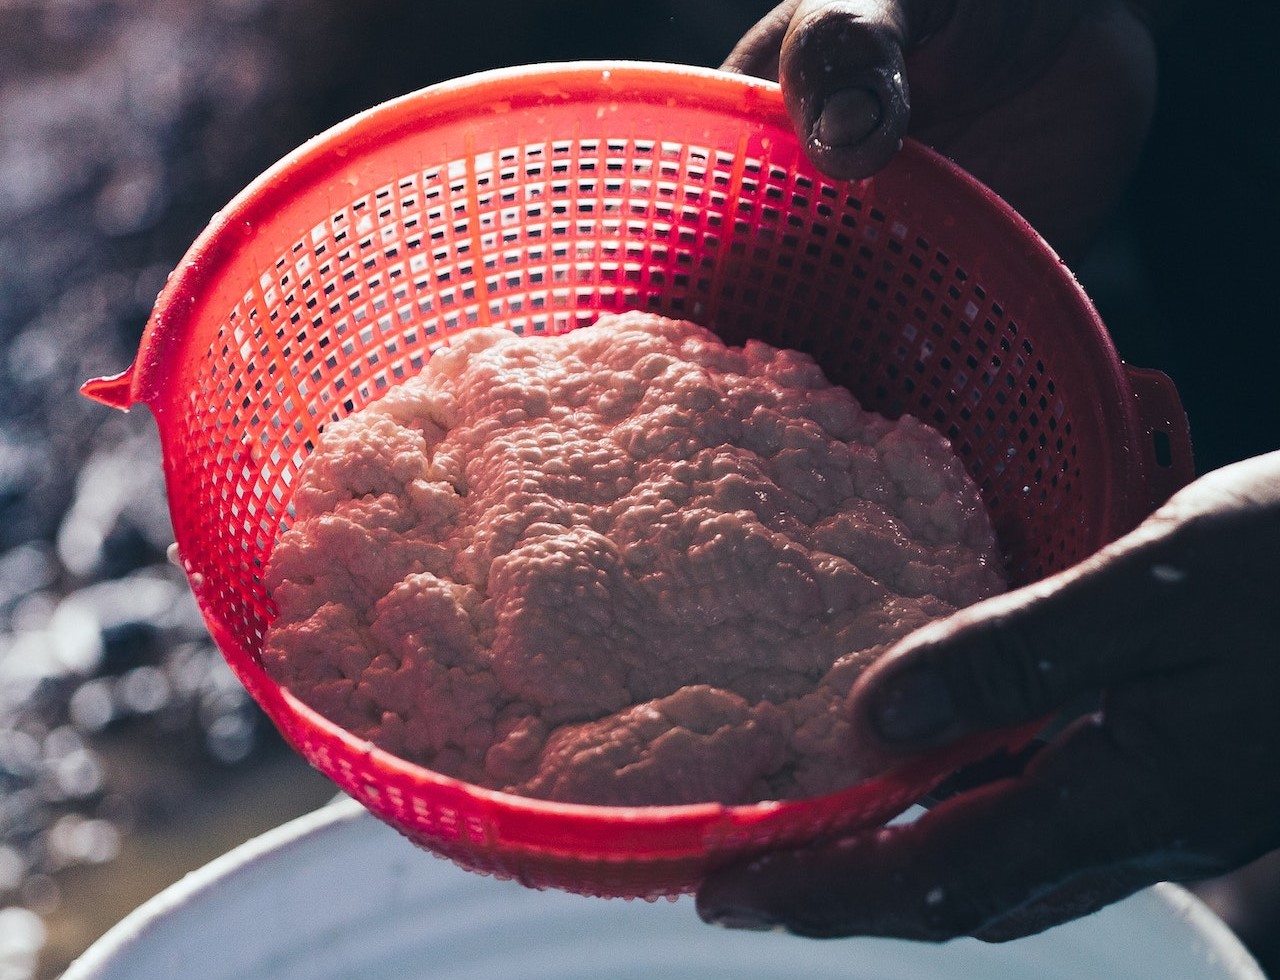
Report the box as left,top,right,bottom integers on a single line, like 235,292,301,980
64,798,1264,980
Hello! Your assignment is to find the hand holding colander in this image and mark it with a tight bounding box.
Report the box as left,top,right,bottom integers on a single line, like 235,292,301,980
82,62,1192,899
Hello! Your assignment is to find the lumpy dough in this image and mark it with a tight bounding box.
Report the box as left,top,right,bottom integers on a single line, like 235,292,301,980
262,312,1006,805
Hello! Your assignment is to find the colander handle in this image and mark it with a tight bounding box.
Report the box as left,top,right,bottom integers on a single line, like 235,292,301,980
1123,365,1195,513
80,364,137,411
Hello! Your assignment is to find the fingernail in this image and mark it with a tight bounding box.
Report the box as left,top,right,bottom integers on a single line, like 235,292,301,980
872,667,955,742
701,905,781,931
814,88,882,148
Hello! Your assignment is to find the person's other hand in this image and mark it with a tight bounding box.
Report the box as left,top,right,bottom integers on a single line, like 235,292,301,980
724,0,1157,261
698,451,1280,940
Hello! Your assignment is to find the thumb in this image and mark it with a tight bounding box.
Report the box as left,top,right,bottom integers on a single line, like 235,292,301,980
846,515,1207,767
777,0,923,178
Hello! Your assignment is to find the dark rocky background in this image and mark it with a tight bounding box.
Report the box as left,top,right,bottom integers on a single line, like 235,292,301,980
0,2,1274,976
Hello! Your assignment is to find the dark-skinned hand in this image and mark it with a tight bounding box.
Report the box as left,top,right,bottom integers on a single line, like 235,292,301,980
722,0,1158,263
699,451,1280,940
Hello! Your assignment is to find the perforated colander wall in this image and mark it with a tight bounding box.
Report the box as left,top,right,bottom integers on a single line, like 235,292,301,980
163,128,1109,679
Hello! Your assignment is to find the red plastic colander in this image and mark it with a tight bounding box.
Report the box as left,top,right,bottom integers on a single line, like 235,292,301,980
83,62,1193,899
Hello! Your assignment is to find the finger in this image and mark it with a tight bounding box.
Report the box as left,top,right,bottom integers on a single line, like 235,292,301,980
970,866,1153,942
698,714,1204,940
845,513,1208,761
721,1,802,79
776,0,920,178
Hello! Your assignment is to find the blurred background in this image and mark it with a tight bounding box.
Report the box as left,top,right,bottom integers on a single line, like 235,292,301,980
0,1,1275,977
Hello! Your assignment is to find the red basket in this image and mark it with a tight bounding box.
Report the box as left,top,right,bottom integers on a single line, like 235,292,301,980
83,62,1193,898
